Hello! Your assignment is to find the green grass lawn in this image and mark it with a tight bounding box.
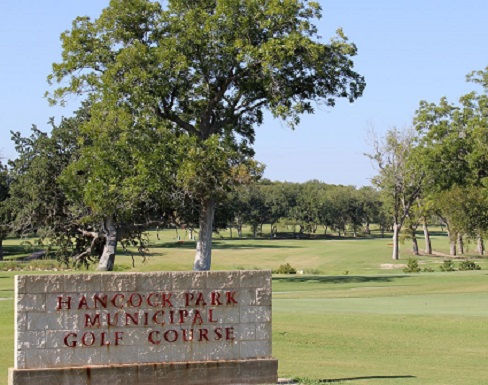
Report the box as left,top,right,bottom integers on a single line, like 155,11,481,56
1,230,488,384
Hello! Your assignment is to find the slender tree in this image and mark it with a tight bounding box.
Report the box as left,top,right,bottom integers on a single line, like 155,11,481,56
0,161,10,261
367,128,424,260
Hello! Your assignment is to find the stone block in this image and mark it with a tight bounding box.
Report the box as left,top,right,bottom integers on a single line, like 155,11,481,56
238,289,257,306
9,359,278,385
240,340,272,359
100,273,136,292
135,271,172,291
172,271,207,290
26,312,65,331
256,322,272,340
17,331,46,350
256,288,272,306
205,270,241,289
240,270,271,288
17,294,46,312
240,305,272,323
64,274,101,293
236,323,256,341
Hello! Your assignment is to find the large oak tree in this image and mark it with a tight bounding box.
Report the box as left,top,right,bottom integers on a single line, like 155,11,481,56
49,0,365,270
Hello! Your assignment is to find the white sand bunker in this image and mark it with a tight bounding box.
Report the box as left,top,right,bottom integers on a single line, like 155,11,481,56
380,263,407,269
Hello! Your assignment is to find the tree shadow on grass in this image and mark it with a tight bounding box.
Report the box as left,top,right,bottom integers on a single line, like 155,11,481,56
314,375,416,382
149,241,302,250
273,275,411,285
2,244,29,259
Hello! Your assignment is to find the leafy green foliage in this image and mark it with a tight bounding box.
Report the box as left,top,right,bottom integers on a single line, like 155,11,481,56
403,258,421,273
273,263,297,274
458,260,481,271
440,259,456,272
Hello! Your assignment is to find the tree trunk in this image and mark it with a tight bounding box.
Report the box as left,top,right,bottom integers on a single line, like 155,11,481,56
446,224,456,256
0,238,3,261
97,216,117,271
193,198,215,271
229,226,232,239
457,233,464,254
449,241,457,256
477,235,484,256
411,236,419,255
423,221,432,254
392,223,400,260
410,225,419,255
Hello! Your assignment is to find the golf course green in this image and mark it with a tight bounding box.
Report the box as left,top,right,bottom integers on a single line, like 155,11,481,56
1,230,487,384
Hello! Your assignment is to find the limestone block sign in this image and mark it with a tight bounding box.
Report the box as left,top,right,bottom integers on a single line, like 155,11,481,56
14,270,273,369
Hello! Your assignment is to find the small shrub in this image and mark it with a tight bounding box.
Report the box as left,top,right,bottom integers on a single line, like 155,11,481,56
422,267,435,272
273,263,297,274
303,268,321,275
458,260,481,271
403,258,421,273
440,259,456,272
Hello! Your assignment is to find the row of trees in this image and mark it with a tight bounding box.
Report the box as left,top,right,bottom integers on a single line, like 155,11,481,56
369,66,488,259
228,181,384,239
0,0,365,270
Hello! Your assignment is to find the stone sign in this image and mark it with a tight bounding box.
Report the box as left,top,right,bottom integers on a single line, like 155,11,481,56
9,270,278,385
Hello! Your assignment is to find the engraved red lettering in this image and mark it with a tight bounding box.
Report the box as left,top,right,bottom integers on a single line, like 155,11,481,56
93,294,108,309
56,296,72,310
184,292,194,307
162,293,173,307
100,331,110,346
128,293,143,307
125,312,139,325
148,331,161,345
198,328,209,341
84,313,101,328
78,295,89,310
143,311,149,326
115,331,124,345
214,327,223,340
226,291,238,305
111,294,125,308
182,329,194,342
225,327,235,341
107,312,119,326
164,330,178,343
152,310,165,325
211,292,222,306
81,332,95,346
195,292,207,306
147,293,159,307
64,332,77,347
179,309,189,324
208,309,218,323
192,309,203,325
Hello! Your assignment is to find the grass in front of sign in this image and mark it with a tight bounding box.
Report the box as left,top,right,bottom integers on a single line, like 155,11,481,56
273,272,488,385
1,230,488,385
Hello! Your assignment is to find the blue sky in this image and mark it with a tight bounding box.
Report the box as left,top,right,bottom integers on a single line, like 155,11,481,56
1,0,487,186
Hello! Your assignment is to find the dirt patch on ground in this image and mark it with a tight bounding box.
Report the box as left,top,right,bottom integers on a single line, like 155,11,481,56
380,263,407,269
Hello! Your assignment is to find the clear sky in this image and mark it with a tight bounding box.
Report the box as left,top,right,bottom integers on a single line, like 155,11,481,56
1,0,487,187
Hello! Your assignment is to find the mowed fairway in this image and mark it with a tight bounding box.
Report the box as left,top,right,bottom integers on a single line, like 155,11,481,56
1,232,488,384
